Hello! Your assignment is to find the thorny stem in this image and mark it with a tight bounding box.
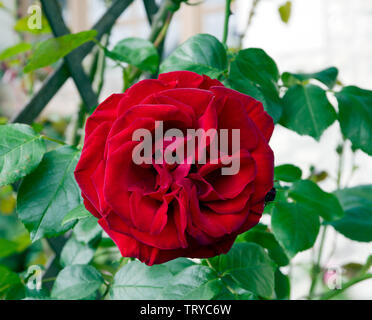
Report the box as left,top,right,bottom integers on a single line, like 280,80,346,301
222,0,232,45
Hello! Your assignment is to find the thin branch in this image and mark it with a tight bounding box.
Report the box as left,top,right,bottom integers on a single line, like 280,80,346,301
222,0,232,45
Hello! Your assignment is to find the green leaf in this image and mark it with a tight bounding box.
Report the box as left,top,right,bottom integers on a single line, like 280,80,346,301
282,67,338,89
0,124,46,187
73,215,102,244
14,15,51,34
240,225,289,266
280,84,337,140
160,265,222,300
329,185,372,242
163,258,196,275
288,180,344,221
209,242,275,298
160,34,227,78
24,30,97,73
274,268,290,300
106,37,159,73
0,43,32,61
62,204,91,226
110,261,173,300
228,48,282,122
278,1,292,23
335,86,372,155
0,265,21,293
271,202,320,256
0,238,19,258
51,265,103,300
17,146,81,242
60,237,95,267
274,164,302,182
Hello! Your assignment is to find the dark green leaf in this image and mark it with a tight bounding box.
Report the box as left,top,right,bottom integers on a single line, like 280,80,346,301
110,260,173,300
289,180,344,221
329,185,372,242
62,203,91,226
209,242,275,298
163,258,196,275
274,268,290,299
280,84,337,140
17,146,81,242
73,215,102,244
24,30,97,73
60,237,95,267
0,238,19,258
51,265,103,300
0,43,32,61
272,202,320,256
160,265,222,300
0,124,46,187
282,67,338,89
278,1,292,23
106,37,159,73
228,48,282,122
0,265,21,293
240,225,289,266
274,164,302,182
160,34,227,78
335,86,372,155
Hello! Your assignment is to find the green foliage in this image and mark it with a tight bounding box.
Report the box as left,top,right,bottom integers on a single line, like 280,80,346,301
0,124,46,187
329,185,372,242
209,243,275,298
0,43,32,61
17,146,81,242
282,67,338,89
62,204,91,226
73,216,102,244
280,84,337,140
272,202,320,256
335,86,372,155
274,164,302,182
105,37,159,73
14,15,51,34
24,30,98,73
160,34,227,78
0,265,21,295
51,265,103,300
278,1,292,24
60,237,95,267
288,180,344,221
228,48,282,122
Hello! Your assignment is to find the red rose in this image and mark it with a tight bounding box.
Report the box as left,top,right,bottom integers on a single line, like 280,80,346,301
74,71,274,265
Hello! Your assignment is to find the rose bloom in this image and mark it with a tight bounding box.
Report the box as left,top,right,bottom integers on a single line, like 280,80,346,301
74,71,274,265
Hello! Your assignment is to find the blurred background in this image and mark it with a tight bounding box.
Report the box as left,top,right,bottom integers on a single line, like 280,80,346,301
0,0,371,299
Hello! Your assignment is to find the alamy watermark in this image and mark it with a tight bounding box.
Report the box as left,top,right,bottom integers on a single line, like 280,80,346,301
27,5,43,30
132,121,241,175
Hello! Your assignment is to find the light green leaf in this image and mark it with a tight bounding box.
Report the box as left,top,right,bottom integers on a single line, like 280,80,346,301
282,67,338,89
0,265,21,293
0,43,32,61
272,202,320,256
209,242,275,298
60,237,95,267
160,265,222,300
24,30,97,73
335,86,372,155
160,34,227,78
106,37,159,73
274,164,302,182
163,258,196,275
17,146,81,242
73,215,101,244
62,204,91,226
329,185,372,242
280,84,337,140
0,124,46,187
278,1,292,24
14,15,51,34
51,265,103,300
289,180,344,221
110,260,173,300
